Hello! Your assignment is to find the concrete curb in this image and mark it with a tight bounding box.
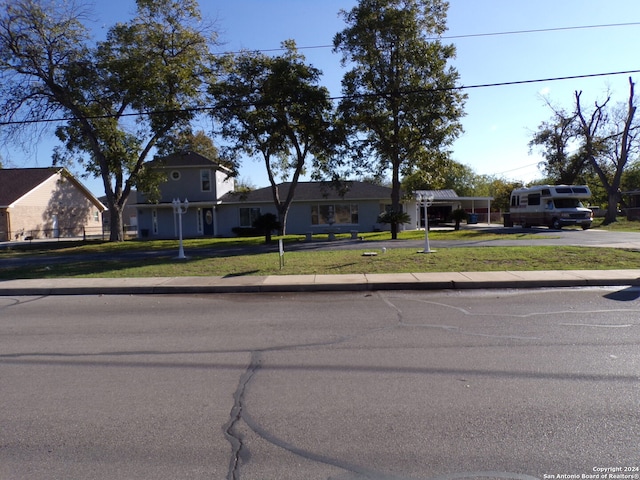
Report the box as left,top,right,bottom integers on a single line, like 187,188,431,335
1,270,640,295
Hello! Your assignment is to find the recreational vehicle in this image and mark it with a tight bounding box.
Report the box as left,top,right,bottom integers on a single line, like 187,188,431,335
509,185,593,230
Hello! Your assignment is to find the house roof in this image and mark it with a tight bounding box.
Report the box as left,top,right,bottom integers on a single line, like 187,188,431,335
220,181,396,204
0,168,61,207
148,151,233,173
0,167,106,210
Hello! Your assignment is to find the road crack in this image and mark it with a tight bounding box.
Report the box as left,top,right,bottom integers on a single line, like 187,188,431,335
224,351,261,480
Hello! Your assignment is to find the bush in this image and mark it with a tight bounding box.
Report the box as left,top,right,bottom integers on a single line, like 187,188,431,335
232,226,260,237
377,210,411,226
451,209,468,230
253,213,281,244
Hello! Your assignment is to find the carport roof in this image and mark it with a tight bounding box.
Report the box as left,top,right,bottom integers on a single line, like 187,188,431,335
415,189,493,202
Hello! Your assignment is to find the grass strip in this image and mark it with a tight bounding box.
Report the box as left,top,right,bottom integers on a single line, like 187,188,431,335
2,246,639,280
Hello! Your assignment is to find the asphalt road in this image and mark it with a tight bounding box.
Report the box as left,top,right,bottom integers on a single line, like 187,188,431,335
1,288,639,479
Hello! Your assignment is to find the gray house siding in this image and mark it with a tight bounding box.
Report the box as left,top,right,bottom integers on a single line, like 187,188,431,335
135,152,234,238
216,195,396,236
137,167,442,239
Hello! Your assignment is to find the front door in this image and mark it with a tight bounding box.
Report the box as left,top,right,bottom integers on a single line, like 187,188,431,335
202,208,214,236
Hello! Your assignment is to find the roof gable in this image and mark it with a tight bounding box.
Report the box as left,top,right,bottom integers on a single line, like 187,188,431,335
0,167,106,210
0,168,60,206
148,151,232,173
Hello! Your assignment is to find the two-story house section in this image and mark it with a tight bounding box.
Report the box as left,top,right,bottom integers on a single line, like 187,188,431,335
135,151,234,238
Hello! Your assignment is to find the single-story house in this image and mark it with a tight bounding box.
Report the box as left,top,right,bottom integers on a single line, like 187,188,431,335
216,181,407,236
0,167,106,241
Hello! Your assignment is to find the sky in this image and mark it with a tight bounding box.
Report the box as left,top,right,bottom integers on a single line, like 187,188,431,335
4,0,640,197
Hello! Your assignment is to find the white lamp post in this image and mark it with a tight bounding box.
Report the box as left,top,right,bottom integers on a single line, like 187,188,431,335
416,192,435,254
172,198,189,259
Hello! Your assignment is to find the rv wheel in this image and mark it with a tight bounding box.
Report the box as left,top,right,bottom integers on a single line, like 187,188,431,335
550,218,561,230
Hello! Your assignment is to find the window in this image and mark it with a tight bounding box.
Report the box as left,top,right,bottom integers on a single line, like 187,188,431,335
200,169,211,192
311,204,358,225
239,207,261,227
170,170,181,181
380,204,401,214
196,208,203,234
93,211,100,222
528,194,541,206
152,209,158,235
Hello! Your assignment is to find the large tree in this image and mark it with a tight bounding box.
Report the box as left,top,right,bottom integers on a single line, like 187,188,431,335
402,156,477,196
529,103,593,185
334,0,466,238
575,78,638,224
532,78,638,224
154,130,221,163
0,0,214,241
208,41,336,234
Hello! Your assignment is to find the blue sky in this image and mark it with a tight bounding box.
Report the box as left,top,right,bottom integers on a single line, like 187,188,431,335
5,0,640,196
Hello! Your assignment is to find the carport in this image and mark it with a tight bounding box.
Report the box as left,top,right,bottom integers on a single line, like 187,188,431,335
411,189,494,229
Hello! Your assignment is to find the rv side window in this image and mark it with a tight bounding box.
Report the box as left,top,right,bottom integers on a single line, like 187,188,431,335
511,195,519,207
528,194,541,206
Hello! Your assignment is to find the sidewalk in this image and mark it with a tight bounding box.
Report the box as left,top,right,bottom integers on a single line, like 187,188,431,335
1,269,640,295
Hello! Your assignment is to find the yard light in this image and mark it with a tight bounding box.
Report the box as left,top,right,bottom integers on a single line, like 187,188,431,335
416,192,435,254
172,198,189,259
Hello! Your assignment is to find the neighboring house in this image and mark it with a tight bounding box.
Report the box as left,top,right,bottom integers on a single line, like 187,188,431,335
0,167,106,242
216,181,408,236
622,190,640,220
135,151,235,238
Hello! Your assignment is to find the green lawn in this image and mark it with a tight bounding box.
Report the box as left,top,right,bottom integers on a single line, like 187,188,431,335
1,218,640,279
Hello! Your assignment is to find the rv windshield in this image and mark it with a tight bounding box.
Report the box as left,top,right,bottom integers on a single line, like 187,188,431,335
554,198,584,208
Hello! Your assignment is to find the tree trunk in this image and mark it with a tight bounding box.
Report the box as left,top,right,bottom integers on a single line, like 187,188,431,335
603,191,619,225
108,205,124,242
277,206,289,236
390,157,402,240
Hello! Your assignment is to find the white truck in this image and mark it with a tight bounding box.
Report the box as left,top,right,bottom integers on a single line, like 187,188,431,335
509,185,593,230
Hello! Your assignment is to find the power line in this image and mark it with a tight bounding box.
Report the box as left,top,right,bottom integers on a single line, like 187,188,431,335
327,69,640,100
440,21,640,40
221,21,640,55
3,68,640,126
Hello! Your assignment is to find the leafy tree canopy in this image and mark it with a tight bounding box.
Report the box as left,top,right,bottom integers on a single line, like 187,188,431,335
207,40,337,234
531,78,639,224
334,0,466,238
0,0,216,240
